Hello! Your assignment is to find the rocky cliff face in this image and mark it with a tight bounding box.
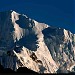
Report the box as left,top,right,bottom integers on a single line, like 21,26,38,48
0,10,75,73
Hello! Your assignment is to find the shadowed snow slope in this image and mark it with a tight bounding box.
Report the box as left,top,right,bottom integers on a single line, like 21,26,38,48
0,10,75,73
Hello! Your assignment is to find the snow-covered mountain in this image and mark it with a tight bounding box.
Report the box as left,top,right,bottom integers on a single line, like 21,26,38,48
0,10,75,73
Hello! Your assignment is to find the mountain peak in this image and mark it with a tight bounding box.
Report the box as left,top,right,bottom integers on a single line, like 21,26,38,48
0,10,75,73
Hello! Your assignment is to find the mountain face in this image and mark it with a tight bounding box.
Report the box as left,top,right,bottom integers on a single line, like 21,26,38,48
0,10,75,73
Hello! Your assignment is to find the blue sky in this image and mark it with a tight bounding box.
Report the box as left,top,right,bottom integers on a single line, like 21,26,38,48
0,0,74,33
